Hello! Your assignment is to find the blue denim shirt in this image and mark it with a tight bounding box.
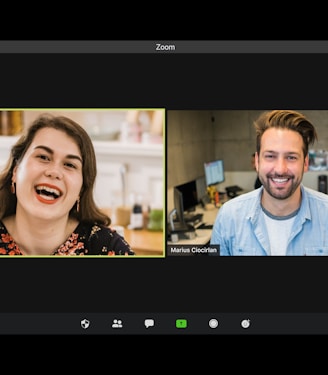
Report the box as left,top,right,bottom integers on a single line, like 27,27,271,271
210,184,328,256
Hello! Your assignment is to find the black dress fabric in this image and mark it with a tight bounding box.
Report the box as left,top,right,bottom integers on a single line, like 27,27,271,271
0,221,135,256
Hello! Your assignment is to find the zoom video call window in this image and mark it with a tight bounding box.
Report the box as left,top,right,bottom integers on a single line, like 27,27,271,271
1,40,328,336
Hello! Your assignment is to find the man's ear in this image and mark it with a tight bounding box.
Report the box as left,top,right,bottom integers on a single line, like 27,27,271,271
304,154,309,172
255,152,259,172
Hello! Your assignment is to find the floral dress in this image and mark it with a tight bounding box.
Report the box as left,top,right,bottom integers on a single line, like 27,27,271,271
0,221,135,256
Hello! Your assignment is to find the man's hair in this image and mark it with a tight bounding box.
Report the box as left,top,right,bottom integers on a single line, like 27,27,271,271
254,110,318,158
0,113,110,225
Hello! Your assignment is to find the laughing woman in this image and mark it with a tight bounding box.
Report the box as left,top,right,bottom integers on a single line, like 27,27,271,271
0,114,135,256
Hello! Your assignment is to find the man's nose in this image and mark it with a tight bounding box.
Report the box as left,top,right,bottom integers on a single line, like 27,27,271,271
274,157,288,174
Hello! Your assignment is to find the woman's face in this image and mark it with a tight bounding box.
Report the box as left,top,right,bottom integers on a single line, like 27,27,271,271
13,127,83,220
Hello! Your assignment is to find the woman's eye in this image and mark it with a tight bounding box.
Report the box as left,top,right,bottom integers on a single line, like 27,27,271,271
37,154,49,161
65,163,76,169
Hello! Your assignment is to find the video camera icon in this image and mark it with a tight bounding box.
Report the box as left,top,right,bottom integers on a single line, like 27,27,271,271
176,319,187,328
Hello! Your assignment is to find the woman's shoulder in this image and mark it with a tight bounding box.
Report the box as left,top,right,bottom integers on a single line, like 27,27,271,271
77,222,135,256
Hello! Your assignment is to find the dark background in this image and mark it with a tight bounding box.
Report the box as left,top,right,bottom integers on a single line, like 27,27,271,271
0,52,328,314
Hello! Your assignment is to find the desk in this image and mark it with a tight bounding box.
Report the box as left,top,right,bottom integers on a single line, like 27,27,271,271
195,205,219,225
167,205,219,246
123,228,164,256
170,228,213,246
101,207,164,256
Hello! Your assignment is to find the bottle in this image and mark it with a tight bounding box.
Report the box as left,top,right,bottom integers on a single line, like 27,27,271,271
214,191,220,206
130,194,143,229
148,206,163,231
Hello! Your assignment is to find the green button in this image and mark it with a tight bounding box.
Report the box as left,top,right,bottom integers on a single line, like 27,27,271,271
176,319,187,328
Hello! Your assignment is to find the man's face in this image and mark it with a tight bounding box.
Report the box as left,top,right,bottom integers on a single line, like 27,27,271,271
256,128,308,200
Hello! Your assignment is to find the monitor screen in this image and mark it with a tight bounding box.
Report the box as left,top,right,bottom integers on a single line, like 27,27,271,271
196,175,207,201
204,159,225,186
173,186,185,224
175,180,198,213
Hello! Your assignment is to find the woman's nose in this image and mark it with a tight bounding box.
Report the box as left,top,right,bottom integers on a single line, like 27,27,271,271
44,165,63,179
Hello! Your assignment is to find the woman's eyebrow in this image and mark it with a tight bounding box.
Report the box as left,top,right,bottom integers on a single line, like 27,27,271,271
34,145,83,163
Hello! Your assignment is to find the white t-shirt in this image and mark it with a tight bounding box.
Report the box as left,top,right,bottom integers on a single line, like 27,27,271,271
261,205,299,256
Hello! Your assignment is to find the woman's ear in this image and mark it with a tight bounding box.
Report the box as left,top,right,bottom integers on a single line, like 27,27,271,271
12,165,17,183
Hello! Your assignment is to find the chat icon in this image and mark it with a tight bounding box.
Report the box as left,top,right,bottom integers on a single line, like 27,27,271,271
144,319,155,328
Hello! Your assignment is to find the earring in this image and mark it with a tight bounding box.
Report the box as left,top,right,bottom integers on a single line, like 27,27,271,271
76,197,80,213
11,181,15,194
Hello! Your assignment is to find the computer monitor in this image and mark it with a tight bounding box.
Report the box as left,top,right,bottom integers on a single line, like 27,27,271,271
173,186,185,225
204,159,225,187
174,180,198,213
196,175,207,201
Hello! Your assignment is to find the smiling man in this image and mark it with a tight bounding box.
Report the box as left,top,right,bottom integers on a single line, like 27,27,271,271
211,109,328,256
